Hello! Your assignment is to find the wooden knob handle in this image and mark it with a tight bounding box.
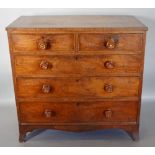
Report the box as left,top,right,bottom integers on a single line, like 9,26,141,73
104,61,114,69
40,60,49,70
104,84,113,93
42,84,51,93
106,38,116,49
44,109,56,118
104,110,112,118
38,39,48,50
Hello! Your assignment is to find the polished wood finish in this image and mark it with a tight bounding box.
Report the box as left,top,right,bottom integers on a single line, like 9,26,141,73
16,77,140,98
6,15,147,142
6,16,147,31
20,101,138,123
11,34,75,52
15,55,142,76
79,34,143,52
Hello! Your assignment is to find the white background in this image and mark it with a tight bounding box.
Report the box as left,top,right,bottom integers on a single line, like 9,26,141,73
0,8,154,105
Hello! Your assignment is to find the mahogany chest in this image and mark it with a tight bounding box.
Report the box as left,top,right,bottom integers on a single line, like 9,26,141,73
6,15,148,142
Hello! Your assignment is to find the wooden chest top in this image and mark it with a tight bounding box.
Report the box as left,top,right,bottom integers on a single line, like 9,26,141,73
6,15,147,32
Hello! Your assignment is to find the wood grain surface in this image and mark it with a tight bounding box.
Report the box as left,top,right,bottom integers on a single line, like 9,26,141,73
14,55,142,77
20,101,138,123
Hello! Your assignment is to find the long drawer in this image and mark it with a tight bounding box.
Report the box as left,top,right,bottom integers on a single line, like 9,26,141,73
16,77,140,98
20,101,138,123
15,55,142,76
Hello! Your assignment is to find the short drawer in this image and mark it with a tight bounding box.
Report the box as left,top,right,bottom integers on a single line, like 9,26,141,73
20,101,138,123
11,34,75,52
16,77,140,99
79,33,143,52
15,54,142,76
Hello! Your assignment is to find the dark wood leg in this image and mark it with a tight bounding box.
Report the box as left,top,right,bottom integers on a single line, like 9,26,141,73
19,125,46,142
125,125,139,141
19,125,28,143
19,132,27,143
127,131,139,141
19,125,33,143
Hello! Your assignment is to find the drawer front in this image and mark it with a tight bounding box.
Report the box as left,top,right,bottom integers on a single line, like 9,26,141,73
11,34,75,52
79,34,143,52
17,77,140,98
15,55,142,76
20,101,138,123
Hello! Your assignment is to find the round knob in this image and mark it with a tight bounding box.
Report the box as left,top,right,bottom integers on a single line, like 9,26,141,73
38,39,48,50
105,38,116,49
44,109,56,118
104,84,113,93
104,110,112,118
104,61,114,69
42,84,51,93
40,60,49,70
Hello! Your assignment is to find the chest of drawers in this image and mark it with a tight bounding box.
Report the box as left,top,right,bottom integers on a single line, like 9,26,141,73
6,15,148,142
